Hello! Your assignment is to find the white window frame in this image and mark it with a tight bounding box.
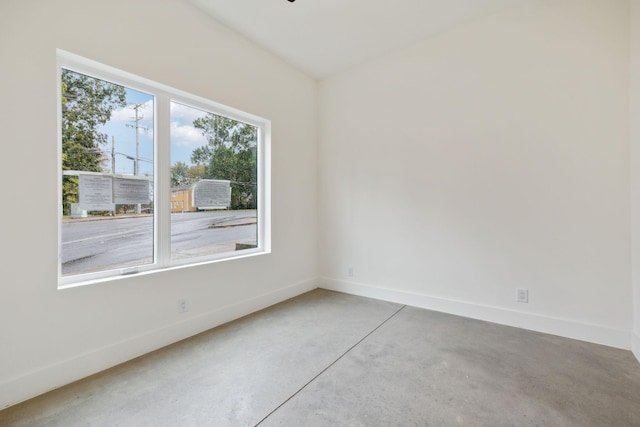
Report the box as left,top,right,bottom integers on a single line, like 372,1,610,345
57,49,271,289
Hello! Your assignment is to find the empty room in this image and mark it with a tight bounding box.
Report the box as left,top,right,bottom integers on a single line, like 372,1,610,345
1,0,640,425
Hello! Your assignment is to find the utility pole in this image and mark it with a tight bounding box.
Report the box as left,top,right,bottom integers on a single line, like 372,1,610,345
127,103,148,213
111,136,115,175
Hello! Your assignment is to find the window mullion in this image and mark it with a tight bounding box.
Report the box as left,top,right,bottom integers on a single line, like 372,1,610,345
156,93,171,267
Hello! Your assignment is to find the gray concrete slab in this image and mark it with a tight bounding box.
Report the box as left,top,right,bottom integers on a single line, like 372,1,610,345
2,290,639,426
0,290,401,427
261,305,640,427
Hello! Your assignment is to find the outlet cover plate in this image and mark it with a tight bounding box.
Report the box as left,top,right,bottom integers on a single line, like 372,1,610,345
516,288,528,303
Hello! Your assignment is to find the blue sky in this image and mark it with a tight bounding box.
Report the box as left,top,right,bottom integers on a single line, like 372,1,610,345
98,89,209,176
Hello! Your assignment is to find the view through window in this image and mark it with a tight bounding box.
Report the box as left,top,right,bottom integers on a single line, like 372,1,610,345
58,51,268,286
170,102,258,260
60,69,155,276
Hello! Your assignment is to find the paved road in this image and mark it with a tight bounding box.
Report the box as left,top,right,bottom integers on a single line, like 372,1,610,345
61,210,257,276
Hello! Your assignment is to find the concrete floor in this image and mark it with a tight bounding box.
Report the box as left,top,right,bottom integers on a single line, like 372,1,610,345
1,289,639,426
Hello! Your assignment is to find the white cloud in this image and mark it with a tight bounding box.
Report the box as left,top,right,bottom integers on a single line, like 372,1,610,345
171,121,208,148
170,101,208,122
109,99,154,125
169,102,208,148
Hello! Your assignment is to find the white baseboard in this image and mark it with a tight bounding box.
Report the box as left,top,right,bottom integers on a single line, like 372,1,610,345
0,278,318,410
320,277,631,351
633,331,640,364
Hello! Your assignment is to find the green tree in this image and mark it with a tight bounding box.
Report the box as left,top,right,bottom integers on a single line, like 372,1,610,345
190,146,213,166
61,69,126,215
171,161,205,187
193,114,257,209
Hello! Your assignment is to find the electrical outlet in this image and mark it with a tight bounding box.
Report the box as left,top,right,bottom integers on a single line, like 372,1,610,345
347,266,354,277
516,288,528,303
178,298,188,313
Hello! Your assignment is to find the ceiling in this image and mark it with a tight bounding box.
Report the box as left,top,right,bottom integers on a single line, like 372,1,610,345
188,0,526,80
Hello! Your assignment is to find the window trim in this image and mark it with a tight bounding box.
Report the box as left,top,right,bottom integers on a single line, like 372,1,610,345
57,49,271,289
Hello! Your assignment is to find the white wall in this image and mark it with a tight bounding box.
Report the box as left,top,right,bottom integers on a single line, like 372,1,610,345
0,0,318,408
631,0,640,362
319,0,633,349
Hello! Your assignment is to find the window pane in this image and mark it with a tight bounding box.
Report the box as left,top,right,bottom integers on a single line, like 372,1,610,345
170,102,258,260
58,51,269,287
60,69,155,276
